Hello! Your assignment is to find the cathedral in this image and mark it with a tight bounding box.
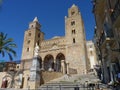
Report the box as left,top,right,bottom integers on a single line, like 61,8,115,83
0,4,98,89
21,4,89,75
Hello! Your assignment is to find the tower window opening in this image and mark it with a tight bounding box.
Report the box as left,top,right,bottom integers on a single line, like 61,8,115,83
71,21,75,26
72,29,76,34
28,33,31,36
73,38,76,43
27,48,29,52
71,11,75,15
38,33,40,38
27,40,30,44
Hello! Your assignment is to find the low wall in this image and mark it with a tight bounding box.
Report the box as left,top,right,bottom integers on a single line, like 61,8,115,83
0,71,63,89
40,71,63,85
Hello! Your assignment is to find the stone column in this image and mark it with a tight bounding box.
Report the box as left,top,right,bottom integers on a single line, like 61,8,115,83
54,60,56,71
41,61,44,70
48,60,54,71
61,60,65,74
66,62,69,74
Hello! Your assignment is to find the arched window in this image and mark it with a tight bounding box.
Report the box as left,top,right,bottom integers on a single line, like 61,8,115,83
27,40,30,44
27,48,29,52
71,11,75,15
72,29,76,34
71,21,75,26
73,38,75,43
28,33,31,36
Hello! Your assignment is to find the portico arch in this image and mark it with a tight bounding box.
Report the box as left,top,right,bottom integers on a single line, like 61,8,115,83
44,54,54,71
55,53,65,72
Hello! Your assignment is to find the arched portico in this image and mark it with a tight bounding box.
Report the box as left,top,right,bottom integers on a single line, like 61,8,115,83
55,53,65,72
44,54,54,71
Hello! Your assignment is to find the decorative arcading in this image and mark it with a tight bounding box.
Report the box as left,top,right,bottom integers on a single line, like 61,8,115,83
40,37,66,49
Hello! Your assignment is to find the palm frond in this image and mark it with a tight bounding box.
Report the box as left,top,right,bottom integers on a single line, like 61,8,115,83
8,53,13,61
1,50,5,57
3,38,13,45
4,47,16,57
6,43,17,48
0,32,17,60
3,33,7,40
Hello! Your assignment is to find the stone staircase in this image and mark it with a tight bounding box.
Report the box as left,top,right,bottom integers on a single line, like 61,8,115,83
39,74,112,90
39,83,84,90
39,74,99,90
48,74,100,84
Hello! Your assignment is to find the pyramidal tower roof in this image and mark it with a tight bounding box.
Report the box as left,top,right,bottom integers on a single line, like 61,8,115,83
33,17,39,22
71,4,76,7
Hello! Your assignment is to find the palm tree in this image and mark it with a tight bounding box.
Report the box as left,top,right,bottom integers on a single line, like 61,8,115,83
0,32,17,60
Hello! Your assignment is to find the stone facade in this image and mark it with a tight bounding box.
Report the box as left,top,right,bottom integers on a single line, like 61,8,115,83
21,4,89,75
93,0,120,84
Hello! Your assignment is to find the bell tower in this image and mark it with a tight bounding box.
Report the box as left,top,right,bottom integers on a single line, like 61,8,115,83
65,4,88,74
21,17,44,60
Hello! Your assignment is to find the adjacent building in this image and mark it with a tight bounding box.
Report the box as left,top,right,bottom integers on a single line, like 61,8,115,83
92,0,120,84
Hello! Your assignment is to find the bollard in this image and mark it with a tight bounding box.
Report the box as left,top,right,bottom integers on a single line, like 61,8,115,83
59,85,61,90
74,85,79,90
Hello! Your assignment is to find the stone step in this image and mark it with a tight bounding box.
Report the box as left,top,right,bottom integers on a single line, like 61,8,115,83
48,74,100,84
39,74,111,90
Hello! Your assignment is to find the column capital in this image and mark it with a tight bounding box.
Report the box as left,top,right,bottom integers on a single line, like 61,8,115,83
66,61,69,64
61,60,65,62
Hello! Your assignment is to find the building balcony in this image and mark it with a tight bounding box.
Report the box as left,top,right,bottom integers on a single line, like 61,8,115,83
99,29,114,48
111,1,120,28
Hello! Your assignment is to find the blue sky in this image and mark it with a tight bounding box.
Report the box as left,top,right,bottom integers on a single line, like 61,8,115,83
0,0,95,61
